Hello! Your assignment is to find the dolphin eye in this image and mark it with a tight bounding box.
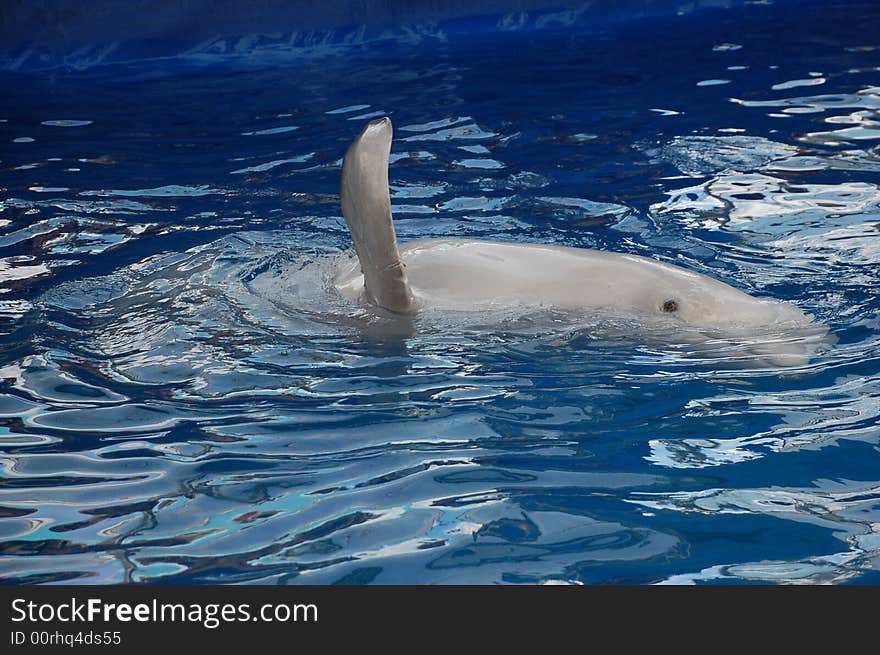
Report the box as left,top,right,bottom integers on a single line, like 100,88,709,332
662,299,679,313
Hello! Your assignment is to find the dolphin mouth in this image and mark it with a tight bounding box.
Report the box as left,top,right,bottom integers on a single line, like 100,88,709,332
697,320,835,368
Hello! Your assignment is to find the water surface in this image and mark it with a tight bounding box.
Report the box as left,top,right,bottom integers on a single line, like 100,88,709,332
1,0,879,584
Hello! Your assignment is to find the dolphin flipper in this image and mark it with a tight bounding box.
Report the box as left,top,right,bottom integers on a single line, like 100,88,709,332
340,117,414,313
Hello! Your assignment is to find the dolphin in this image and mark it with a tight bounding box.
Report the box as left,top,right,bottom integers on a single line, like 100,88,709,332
333,117,827,365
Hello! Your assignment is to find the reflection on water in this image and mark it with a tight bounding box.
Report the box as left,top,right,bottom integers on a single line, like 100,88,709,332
0,0,879,584
635,480,880,584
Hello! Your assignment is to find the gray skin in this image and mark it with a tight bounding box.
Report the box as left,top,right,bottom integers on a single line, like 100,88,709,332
336,117,822,362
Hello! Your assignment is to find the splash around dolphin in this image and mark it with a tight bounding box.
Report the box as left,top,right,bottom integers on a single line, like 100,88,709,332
332,117,828,365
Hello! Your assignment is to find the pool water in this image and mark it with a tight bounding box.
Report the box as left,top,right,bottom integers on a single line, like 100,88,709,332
1,0,879,584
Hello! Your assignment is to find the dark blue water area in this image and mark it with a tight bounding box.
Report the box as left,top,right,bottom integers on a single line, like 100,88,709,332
0,0,879,584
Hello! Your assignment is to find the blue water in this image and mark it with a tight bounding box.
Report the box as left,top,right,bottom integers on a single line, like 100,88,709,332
1,0,879,584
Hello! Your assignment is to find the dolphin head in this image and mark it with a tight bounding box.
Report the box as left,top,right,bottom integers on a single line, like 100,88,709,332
609,253,806,331
657,285,810,330
619,257,831,366
647,275,829,366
